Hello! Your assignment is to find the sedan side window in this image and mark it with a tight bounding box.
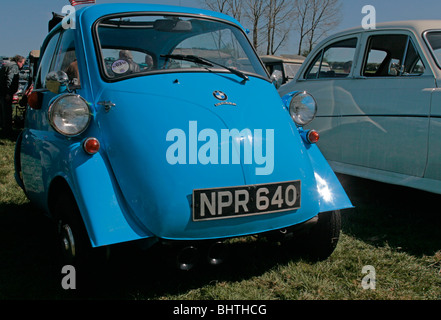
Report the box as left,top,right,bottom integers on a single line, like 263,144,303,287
363,34,425,77
403,40,425,75
304,38,357,79
426,31,441,68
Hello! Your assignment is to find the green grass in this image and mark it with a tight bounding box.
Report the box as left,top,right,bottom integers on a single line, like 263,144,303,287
1,131,440,300
0,133,27,206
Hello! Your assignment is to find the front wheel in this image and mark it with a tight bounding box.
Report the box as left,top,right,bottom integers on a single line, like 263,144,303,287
293,210,341,261
54,192,91,267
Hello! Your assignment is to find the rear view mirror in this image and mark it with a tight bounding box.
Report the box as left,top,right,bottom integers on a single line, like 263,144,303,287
271,70,283,89
388,59,403,76
154,19,192,32
46,71,69,94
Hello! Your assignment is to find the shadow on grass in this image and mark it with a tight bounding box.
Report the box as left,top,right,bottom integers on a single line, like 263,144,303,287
61,234,313,300
3,173,440,300
337,173,441,257
0,128,21,143
0,202,66,299
0,201,308,300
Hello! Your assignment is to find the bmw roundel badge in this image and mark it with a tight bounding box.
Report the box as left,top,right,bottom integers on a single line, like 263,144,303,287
213,91,228,101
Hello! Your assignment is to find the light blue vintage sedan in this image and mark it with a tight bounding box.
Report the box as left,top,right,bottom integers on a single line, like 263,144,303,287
280,20,441,195
15,3,351,268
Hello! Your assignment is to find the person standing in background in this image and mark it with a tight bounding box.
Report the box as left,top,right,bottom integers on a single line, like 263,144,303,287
0,55,26,135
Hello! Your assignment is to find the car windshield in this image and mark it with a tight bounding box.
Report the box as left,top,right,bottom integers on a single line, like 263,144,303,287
284,63,302,80
95,14,267,80
426,31,441,68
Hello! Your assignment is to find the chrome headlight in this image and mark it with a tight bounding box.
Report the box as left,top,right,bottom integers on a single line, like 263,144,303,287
49,94,92,136
288,91,317,126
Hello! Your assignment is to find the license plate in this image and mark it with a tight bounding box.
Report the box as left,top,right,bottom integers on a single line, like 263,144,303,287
192,180,301,221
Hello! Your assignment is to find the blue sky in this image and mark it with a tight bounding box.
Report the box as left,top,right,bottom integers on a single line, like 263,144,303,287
2,0,441,57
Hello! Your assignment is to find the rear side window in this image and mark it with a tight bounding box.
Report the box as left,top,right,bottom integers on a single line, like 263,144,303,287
304,38,358,79
425,31,441,68
363,34,425,77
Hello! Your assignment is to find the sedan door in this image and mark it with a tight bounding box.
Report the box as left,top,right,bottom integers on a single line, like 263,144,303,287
339,31,434,177
286,35,361,164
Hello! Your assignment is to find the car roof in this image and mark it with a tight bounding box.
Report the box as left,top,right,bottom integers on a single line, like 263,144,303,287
260,55,305,64
332,20,441,38
76,3,245,30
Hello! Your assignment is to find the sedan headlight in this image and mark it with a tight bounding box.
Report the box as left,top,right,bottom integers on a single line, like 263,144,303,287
49,94,92,136
288,91,317,126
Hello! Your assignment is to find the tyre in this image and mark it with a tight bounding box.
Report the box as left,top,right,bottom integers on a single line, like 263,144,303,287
294,210,341,261
53,192,92,267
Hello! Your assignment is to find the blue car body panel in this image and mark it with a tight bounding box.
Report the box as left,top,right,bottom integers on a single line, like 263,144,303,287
16,4,352,248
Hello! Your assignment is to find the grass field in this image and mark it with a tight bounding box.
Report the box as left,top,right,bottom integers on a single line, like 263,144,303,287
1,130,440,300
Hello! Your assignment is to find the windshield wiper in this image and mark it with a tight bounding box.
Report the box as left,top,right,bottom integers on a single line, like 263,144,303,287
161,54,249,82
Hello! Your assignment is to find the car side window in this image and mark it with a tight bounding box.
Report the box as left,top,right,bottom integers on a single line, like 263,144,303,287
403,39,425,75
35,31,61,89
304,38,358,79
425,31,441,68
363,34,425,77
51,29,81,87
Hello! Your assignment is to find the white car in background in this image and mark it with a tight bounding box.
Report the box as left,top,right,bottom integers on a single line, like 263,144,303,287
279,20,441,194
261,55,305,86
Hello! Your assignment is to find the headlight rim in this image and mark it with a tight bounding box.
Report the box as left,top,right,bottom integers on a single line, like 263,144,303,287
288,91,318,127
48,93,92,137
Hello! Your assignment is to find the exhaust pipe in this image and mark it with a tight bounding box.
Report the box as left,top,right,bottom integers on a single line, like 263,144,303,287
207,241,228,266
176,246,199,271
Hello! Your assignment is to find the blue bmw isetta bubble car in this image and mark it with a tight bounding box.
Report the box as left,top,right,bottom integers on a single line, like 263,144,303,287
15,3,352,268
